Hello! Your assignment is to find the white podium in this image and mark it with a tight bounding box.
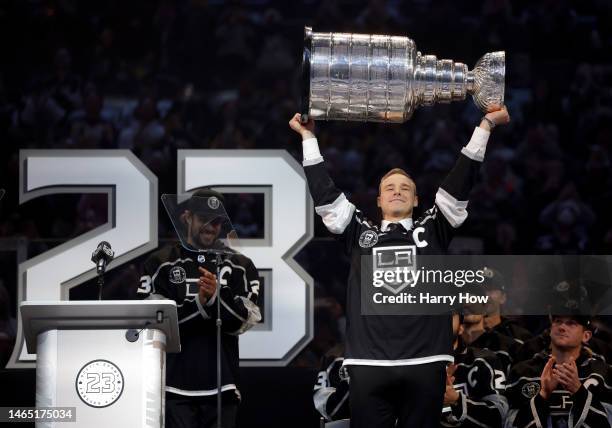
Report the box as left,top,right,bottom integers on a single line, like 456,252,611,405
20,300,180,428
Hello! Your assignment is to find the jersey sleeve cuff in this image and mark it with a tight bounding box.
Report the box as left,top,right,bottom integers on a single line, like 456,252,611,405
302,138,323,164
195,293,211,320
205,287,218,307
460,126,490,162
452,391,467,423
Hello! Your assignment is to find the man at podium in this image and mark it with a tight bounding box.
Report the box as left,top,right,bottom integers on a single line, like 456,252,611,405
136,188,261,428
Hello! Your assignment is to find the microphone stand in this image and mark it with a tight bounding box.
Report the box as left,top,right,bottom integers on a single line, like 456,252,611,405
97,259,107,301
215,252,223,428
97,271,104,301
198,248,226,428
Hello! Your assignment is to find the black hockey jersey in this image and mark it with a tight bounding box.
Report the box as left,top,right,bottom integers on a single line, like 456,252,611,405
137,243,261,397
313,345,350,421
303,131,487,366
488,317,533,345
505,349,612,427
312,345,509,427
442,346,508,427
469,330,521,377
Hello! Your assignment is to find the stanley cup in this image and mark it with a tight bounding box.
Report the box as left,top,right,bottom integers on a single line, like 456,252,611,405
300,27,505,123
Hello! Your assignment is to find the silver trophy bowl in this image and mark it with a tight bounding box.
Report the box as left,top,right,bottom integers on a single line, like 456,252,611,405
300,27,505,123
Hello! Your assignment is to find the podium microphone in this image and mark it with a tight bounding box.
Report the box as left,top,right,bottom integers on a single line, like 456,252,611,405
92,241,114,275
91,241,114,300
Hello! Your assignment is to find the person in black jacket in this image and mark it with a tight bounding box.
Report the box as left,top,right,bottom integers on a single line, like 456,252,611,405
289,106,510,428
462,302,521,378
137,188,261,428
442,312,509,427
505,314,612,427
481,267,533,344
313,344,350,422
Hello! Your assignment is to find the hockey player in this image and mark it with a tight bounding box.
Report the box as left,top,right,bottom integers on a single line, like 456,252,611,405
462,302,521,377
515,280,612,364
290,106,510,428
137,189,261,428
516,328,612,364
313,344,350,422
505,314,612,427
442,312,508,427
481,267,533,344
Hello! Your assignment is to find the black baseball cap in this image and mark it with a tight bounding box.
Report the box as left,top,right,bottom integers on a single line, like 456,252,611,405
184,188,226,219
482,267,505,292
548,280,592,329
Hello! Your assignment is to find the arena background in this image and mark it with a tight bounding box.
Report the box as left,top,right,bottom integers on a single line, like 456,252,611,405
1,1,612,427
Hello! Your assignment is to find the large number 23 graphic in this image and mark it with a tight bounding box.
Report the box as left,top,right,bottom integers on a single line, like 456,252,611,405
9,150,313,368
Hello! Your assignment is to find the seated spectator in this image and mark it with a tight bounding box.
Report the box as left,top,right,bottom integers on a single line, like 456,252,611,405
118,96,165,155
442,312,508,427
481,267,533,344
313,343,349,422
505,315,612,427
536,183,596,254
516,280,612,364
516,327,612,365
462,303,521,377
68,90,114,148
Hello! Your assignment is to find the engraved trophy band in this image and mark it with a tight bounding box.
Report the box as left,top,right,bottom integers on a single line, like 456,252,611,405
301,26,505,123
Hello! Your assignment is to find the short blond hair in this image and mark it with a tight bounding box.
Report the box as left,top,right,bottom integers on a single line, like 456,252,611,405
378,168,415,194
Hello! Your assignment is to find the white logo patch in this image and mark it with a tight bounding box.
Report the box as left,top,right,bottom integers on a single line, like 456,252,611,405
76,360,124,408
208,196,220,209
197,254,206,263
359,230,379,248
169,266,187,284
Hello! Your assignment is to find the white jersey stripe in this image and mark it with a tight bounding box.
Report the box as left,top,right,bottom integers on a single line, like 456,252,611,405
343,354,454,367
166,384,237,396
435,187,468,228
314,193,356,234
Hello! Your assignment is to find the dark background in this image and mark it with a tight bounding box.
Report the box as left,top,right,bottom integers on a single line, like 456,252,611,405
1,0,612,427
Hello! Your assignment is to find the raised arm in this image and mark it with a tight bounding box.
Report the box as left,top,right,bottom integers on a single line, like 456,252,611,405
418,105,510,249
289,114,370,252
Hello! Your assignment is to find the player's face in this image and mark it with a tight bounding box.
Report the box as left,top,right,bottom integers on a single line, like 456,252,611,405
377,174,418,220
550,316,591,350
484,289,505,316
185,211,223,249
463,301,486,324
463,313,484,324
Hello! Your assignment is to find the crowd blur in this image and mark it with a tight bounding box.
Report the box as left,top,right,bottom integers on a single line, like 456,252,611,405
1,0,612,370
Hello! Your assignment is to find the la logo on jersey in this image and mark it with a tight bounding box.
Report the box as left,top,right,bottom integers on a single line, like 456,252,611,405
372,245,417,294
